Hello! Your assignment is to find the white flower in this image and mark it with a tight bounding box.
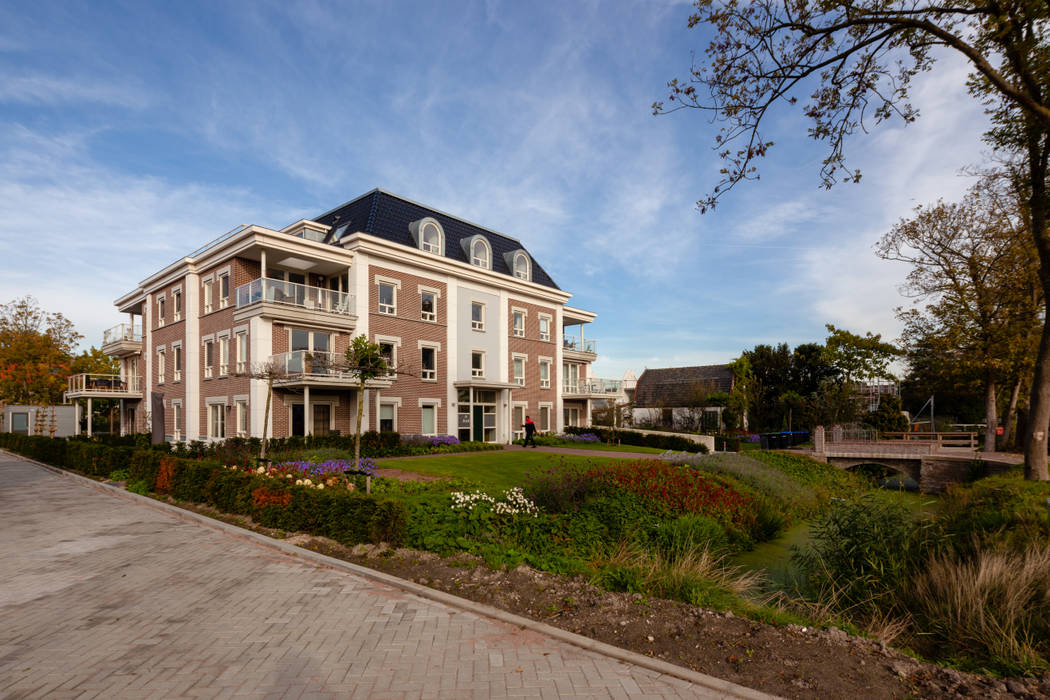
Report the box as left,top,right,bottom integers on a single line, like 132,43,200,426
303,479,313,486
317,484,324,490
256,466,266,474
295,479,303,485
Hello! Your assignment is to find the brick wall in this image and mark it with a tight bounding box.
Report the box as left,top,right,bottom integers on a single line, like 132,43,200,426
368,266,448,435
507,297,558,421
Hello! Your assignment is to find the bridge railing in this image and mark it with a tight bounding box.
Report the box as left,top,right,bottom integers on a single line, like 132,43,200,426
880,431,977,449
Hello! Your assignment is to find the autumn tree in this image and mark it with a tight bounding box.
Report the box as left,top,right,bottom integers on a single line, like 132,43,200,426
658,2,1050,479
877,173,1042,451
0,296,82,404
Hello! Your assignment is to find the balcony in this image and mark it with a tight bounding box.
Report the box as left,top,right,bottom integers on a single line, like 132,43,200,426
563,378,623,397
269,351,391,389
66,374,142,399
562,335,597,359
101,323,142,357
235,277,356,327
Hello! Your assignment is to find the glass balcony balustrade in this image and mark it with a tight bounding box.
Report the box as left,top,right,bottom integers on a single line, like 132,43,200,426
236,278,354,315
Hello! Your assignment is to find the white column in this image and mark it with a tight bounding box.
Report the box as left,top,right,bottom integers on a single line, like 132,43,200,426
554,307,564,433
185,272,201,440
260,249,267,279
119,398,125,436
304,385,312,436
87,398,93,437
74,401,81,436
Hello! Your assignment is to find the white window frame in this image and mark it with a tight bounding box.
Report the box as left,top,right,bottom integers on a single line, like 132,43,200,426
156,295,166,328
378,400,399,433
471,301,485,331
513,252,530,280
419,403,438,437
172,341,183,382
203,336,214,379
418,285,440,322
419,219,444,255
218,334,230,377
375,334,400,378
471,350,485,378
172,288,182,322
470,237,491,269
539,357,552,389
235,329,248,374
171,399,183,441
512,308,526,338
156,347,166,384
512,402,528,441
234,395,249,437
203,278,214,314
538,314,552,342
206,399,227,440
538,402,553,433
512,354,526,386
218,268,231,309
419,341,439,382
376,276,401,315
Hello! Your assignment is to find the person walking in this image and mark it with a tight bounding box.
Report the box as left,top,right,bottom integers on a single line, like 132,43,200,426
523,415,537,448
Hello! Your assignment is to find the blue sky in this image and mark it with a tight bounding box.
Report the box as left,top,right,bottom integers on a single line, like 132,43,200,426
0,1,990,380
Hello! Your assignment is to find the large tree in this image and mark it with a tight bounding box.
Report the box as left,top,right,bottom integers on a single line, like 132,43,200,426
877,173,1042,451
658,2,1050,479
0,296,82,404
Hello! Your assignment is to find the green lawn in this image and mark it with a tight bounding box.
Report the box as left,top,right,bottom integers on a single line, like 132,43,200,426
520,440,666,454
375,451,638,491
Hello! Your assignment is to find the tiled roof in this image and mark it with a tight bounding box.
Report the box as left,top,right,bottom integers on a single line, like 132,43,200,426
633,365,734,407
312,190,561,290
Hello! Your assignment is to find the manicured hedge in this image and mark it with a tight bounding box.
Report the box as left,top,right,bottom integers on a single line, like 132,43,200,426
0,434,407,547
564,426,709,453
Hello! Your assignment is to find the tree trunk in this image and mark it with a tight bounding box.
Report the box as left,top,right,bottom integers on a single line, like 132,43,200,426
983,374,997,453
1023,132,1050,480
354,382,364,470
1002,373,1023,448
260,377,272,459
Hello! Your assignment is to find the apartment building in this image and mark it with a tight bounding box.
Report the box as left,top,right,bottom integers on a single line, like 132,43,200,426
67,189,614,443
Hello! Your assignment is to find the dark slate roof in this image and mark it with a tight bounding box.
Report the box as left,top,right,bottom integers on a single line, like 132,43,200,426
633,365,734,408
311,189,560,290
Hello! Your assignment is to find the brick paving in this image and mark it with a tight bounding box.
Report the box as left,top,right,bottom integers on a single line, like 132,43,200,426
0,454,766,699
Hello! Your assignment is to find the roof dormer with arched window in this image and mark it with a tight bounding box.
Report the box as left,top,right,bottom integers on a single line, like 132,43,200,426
461,234,492,270
502,249,531,281
408,217,445,256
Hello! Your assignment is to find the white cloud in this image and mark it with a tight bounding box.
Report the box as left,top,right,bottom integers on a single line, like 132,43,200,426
0,74,150,108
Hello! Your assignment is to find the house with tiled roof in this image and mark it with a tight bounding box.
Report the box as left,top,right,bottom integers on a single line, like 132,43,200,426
66,189,606,442
631,364,736,432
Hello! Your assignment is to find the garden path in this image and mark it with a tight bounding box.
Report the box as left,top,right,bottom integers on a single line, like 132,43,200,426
0,453,768,699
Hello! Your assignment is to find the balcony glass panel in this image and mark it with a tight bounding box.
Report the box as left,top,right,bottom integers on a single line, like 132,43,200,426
236,278,354,315
103,323,142,345
562,336,597,354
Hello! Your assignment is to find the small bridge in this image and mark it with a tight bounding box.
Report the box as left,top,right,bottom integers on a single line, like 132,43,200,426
809,426,1020,493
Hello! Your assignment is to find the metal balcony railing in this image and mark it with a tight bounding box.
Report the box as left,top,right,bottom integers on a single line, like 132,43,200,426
270,351,348,378
236,278,354,315
562,336,597,354
102,323,142,345
563,378,622,395
67,373,142,395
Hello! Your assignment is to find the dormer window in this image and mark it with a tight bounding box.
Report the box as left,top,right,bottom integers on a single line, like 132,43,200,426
513,252,530,280
410,217,444,255
471,237,490,268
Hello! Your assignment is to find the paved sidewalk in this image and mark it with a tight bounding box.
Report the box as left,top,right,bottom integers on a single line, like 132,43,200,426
0,454,766,699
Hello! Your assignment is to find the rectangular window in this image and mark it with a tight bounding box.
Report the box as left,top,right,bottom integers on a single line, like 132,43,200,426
209,403,225,439
10,412,28,434
204,340,214,378
539,406,550,432
236,400,248,437
378,282,396,314
235,332,248,373
173,345,182,382
513,311,525,337
513,357,525,386
471,351,484,378
157,298,165,327
379,403,395,433
421,291,436,322
379,342,396,376
421,346,436,381
173,291,182,322
539,360,551,389
173,403,182,441
219,274,230,308
157,349,165,384
203,279,213,313
539,316,550,342
421,405,436,436
219,337,229,376
471,302,484,331
513,406,525,441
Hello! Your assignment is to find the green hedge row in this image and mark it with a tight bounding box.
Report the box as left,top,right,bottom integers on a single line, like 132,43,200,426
564,426,709,453
0,433,408,546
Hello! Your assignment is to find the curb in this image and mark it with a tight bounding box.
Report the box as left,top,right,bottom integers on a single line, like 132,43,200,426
4,449,780,700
